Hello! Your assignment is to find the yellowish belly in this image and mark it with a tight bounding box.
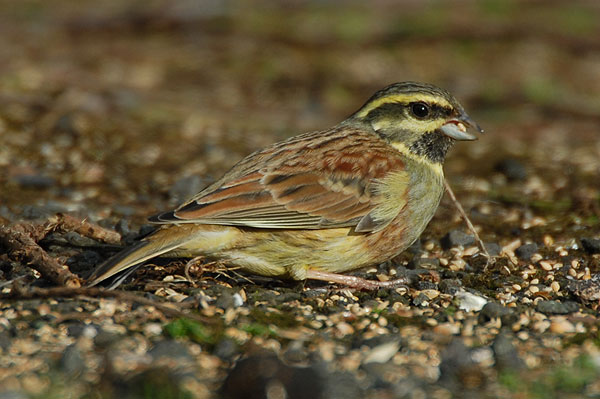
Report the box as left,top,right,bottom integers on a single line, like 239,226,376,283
171,221,410,280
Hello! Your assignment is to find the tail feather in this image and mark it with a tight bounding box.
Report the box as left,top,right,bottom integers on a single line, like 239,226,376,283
86,227,195,287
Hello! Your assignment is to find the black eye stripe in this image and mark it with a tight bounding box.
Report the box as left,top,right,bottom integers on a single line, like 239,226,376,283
365,101,454,120
364,102,406,120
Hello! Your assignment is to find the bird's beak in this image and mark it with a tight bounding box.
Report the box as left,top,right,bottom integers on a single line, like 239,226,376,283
440,113,483,141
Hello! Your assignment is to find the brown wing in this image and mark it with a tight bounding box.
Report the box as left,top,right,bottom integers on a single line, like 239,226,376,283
150,127,408,232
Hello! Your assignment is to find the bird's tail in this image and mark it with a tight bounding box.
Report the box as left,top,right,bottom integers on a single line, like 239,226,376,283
86,226,196,288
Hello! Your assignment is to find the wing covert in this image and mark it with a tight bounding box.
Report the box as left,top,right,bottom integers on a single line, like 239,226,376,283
150,128,409,232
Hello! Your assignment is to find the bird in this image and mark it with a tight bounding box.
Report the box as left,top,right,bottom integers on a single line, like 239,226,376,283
87,82,482,289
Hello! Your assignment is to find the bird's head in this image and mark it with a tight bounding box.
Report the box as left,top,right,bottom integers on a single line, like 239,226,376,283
349,82,483,164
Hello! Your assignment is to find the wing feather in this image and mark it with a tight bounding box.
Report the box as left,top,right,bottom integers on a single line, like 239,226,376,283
150,127,408,231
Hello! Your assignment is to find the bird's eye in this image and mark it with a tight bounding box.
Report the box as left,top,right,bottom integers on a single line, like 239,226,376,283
410,102,430,119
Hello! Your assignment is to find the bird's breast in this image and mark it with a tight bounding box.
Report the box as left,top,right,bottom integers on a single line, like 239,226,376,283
365,158,444,259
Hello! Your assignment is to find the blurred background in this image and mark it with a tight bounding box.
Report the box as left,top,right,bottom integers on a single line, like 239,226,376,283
1,0,598,232
1,1,600,398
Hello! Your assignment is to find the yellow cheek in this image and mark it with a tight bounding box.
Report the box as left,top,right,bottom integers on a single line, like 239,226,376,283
371,118,443,134
390,142,444,176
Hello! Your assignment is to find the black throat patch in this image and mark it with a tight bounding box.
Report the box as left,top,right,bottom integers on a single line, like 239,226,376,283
409,131,454,164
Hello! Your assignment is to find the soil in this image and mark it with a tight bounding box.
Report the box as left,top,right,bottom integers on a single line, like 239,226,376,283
1,1,599,398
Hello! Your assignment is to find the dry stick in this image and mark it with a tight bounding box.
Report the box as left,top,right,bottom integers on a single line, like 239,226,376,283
5,285,214,324
45,213,122,244
0,214,121,288
443,179,492,265
0,224,81,287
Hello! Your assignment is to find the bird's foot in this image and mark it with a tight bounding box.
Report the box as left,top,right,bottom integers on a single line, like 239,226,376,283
305,269,407,291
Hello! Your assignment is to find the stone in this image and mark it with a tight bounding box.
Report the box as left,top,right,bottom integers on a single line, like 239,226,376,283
492,331,524,371
495,158,527,181
515,243,538,261
536,300,579,315
441,230,475,250
581,238,600,254
61,344,85,376
478,302,513,325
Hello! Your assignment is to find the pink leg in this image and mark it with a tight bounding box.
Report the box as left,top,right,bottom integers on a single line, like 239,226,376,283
305,269,407,290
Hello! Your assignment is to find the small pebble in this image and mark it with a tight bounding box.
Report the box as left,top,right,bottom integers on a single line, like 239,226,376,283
433,322,460,335
569,268,578,277
478,302,512,325
439,279,462,295
515,243,538,261
503,239,522,254
549,317,576,334
13,174,56,189
214,338,239,361
413,293,430,307
232,293,245,307
581,238,600,254
363,340,400,364
336,322,354,336
439,339,484,387
215,290,236,309
492,332,524,371
529,286,539,294
0,330,12,351
60,344,85,377
441,230,475,250
530,254,543,263
421,289,439,300
484,242,502,256
455,290,487,312
567,278,600,301
536,300,578,315
408,257,440,269
149,340,193,361
143,323,163,337
495,158,527,181
416,281,437,291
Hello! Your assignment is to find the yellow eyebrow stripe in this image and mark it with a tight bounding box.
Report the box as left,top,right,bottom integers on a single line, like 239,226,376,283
356,93,452,118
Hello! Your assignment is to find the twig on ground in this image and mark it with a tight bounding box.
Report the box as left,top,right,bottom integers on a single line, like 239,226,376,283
45,213,122,244
184,257,204,287
0,214,122,287
444,178,492,268
0,224,81,287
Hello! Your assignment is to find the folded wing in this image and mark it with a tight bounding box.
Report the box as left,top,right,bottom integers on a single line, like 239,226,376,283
151,129,408,232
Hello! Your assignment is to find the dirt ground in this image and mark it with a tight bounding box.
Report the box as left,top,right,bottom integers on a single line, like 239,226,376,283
1,1,599,398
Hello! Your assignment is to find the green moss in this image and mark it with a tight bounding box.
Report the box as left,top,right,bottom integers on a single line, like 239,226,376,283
546,355,597,393
249,307,300,329
444,305,458,316
240,322,276,337
498,370,522,392
499,355,599,398
163,318,215,345
565,331,600,348
383,312,422,328
132,369,194,399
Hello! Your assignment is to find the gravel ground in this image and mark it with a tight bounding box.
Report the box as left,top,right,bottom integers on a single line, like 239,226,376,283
1,1,600,398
